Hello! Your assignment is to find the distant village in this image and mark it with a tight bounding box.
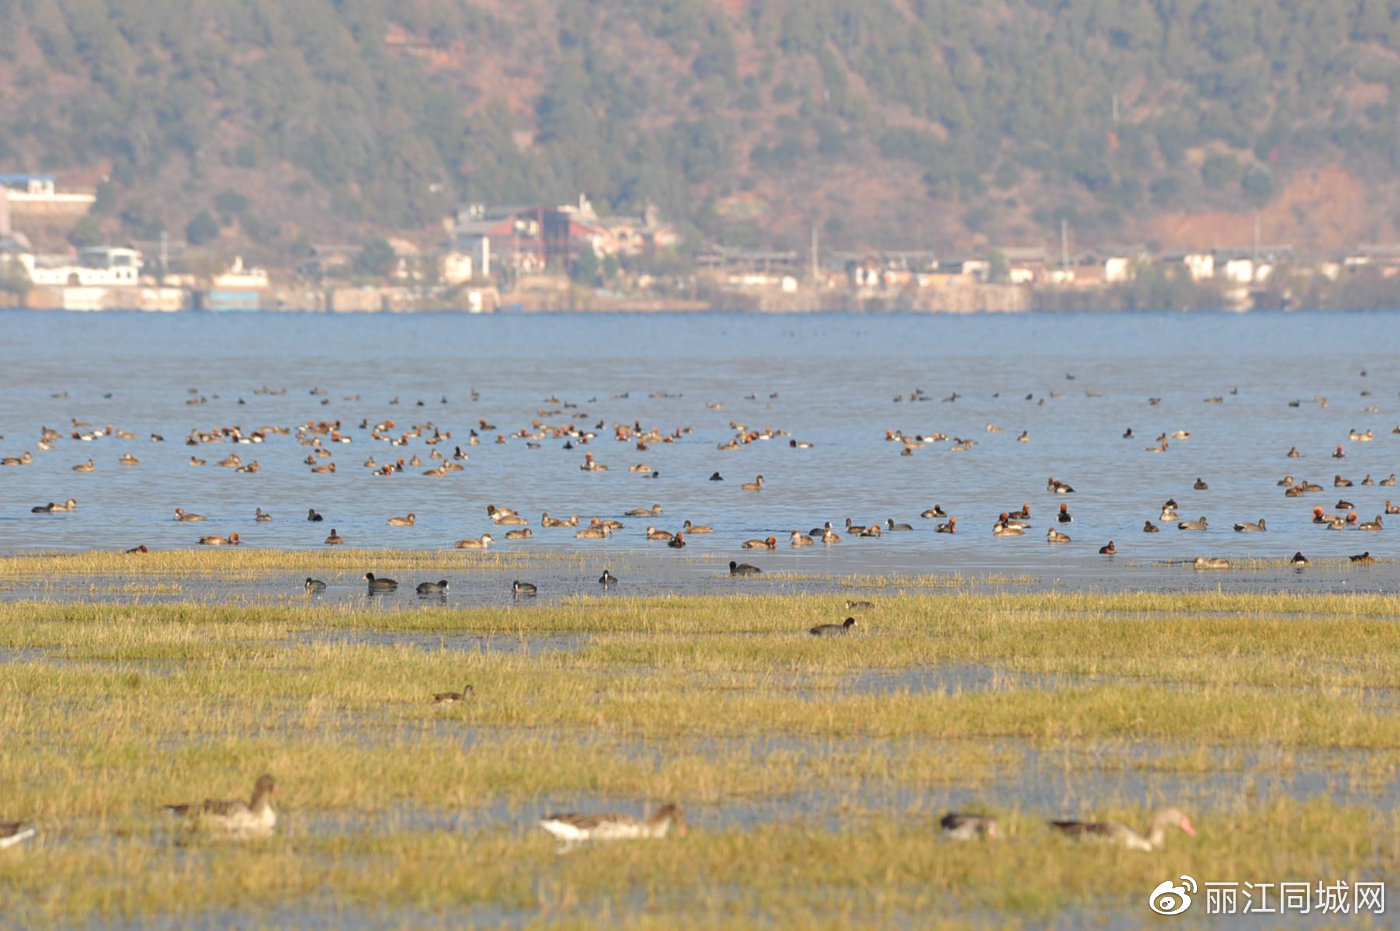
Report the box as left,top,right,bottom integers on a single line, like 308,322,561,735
2,172,1398,313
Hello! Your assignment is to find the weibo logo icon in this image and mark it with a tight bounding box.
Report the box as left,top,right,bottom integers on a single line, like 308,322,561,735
1148,875,1197,916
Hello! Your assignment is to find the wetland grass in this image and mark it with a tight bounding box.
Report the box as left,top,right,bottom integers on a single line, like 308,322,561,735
2,584,1398,926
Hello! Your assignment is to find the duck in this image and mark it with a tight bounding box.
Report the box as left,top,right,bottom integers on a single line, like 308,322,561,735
575,524,609,539
1193,477,1209,490
935,518,957,534
1233,518,1266,532
939,812,999,841
304,578,326,593
255,508,273,522
432,684,473,704
992,521,1023,537
1143,521,1160,533
197,533,240,546
1362,474,1374,486
174,507,206,522
1351,551,1376,564
1057,503,1072,523
324,529,345,545
1048,807,1195,852
626,504,663,517
1047,476,1075,494
541,513,579,527
1337,499,1355,510
845,518,867,535
1193,556,1230,569
538,804,685,846
646,526,674,541
810,617,857,636
1098,541,1116,555
1047,528,1072,543
492,512,529,526
454,534,494,549
1007,503,1031,520
885,517,913,532
513,580,538,597
682,520,713,534
1387,501,1400,515
118,453,139,465
1160,504,1179,521
821,527,842,544
790,530,814,546
1286,445,1302,458
307,508,324,522
740,475,765,491
1333,444,1346,458
163,774,277,838
0,821,36,849
741,536,777,550
1335,475,1353,488
729,560,762,575
504,528,532,540
1177,516,1208,531
72,459,95,472
125,544,149,554
579,452,608,471
1381,474,1397,487
921,505,947,519
598,569,618,586
387,513,416,526
1290,552,1309,567
364,573,397,591
667,532,686,549
416,580,449,595
1357,515,1383,531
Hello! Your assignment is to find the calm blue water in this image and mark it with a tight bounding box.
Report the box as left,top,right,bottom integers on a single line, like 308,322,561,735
1,310,1397,595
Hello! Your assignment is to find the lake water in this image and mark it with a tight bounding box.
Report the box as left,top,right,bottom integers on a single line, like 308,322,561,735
2,309,1398,598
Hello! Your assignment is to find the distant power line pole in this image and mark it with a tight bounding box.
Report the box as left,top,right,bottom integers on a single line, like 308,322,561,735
810,224,819,285
1060,219,1069,271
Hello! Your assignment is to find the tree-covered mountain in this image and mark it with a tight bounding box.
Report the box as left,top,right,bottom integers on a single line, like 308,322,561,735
3,0,1398,262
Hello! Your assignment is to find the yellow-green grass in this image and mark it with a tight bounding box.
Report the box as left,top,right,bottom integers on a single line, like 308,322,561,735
2,589,1398,926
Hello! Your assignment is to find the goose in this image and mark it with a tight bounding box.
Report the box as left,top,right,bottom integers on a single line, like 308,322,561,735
1143,521,1160,533
513,580,538,597
387,513,416,526
539,804,685,846
1048,807,1194,852
682,520,714,534
790,530,814,546
432,684,473,704
1357,515,1383,531
1290,552,1309,567
197,533,240,546
740,475,765,491
364,573,397,591
416,580,449,595
255,508,272,522
920,505,947,519
626,504,663,517
729,560,761,576
1233,518,1266,532
1177,516,1208,531
598,569,618,586
1193,556,1230,569
1351,551,1375,564
0,821,36,849
1047,528,1072,543
304,578,326,593
810,617,857,636
174,508,206,522
307,509,324,522
741,536,776,550
940,812,999,841
324,529,345,545
886,518,913,532
935,518,957,534
1098,541,1116,555
454,534,494,549
163,774,277,838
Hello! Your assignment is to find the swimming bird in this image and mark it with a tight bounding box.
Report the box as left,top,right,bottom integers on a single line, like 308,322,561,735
935,518,957,534
1048,807,1195,852
598,569,617,586
1047,476,1075,493
667,532,686,549
118,453,139,465
504,528,532,540
1357,515,1383,531
1291,552,1309,567
174,508,206,522
513,580,538,597
1233,518,1266,532
163,774,277,839
646,526,675,541
821,527,842,544
538,804,685,847
1351,551,1375,564
1057,503,1072,523
364,573,397,591
921,505,947,519
416,580,449,595
1387,501,1400,515
454,534,494,549
741,536,777,550
0,821,36,849
790,530,814,546
709,472,723,481
886,518,913,532
1047,528,1072,543
940,812,999,841
1193,477,1209,490
387,513,416,526
324,529,345,545
810,617,857,636
729,560,761,575
432,684,473,704
740,475,764,491
1193,556,1230,569
682,520,713,534
255,508,272,522
626,504,663,517
307,508,324,522
1160,503,1179,521
1143,521,1160,533
72,459,95,472
197,533,240,545
1335,475,1353,487
1381,474,1397,487
304,578,326,593
992,521,1023,537
1287,446,1301,458
1099,541,1116,555
1177,516,1208,531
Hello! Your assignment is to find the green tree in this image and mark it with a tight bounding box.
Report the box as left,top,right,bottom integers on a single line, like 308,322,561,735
357,238,397,277
67,215,103,249
572,245,600,285
186,209,220,245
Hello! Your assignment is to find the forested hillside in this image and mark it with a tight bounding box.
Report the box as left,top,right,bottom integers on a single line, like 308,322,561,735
3,0,1399,260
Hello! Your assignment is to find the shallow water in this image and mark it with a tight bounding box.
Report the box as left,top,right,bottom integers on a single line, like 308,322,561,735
1,310,1398,595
